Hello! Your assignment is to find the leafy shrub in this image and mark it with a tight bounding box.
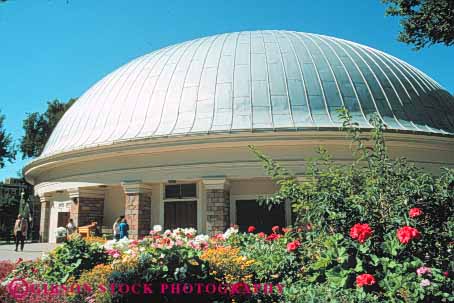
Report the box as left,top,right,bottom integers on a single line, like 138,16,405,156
250,108,453,302
43,235,109,283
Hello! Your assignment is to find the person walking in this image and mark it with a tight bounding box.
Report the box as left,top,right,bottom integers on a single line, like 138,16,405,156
66,218,77,237
119,218,129,239
113,217,122,241
14,215,28,252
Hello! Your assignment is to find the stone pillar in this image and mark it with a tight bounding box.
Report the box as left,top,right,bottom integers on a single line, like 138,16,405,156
39,193,52,242
68,188,105,228
203,179,230,236
121,181,152,240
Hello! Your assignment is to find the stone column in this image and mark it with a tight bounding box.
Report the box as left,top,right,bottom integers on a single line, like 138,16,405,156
121,181,152,240
68,188,105,228
39,193,52,242
203,179,230,236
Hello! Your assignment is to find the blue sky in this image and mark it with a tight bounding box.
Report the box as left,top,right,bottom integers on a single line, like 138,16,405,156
0,0,453,180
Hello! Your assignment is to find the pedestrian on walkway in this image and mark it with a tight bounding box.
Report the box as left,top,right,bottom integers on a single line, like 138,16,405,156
113,216,122,241
119,218,129,239
14,215,28,252
66,218,77,237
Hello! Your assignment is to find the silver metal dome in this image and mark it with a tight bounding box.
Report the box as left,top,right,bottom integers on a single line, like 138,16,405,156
41,30,454,157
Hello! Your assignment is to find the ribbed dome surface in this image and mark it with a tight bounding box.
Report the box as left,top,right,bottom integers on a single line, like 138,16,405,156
42,30,454,157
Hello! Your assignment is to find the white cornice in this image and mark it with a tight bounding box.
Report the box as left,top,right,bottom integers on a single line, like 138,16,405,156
202,178,230,190
68,187,105,199
121,180,153,195
24,130,454,184
39,192,53,203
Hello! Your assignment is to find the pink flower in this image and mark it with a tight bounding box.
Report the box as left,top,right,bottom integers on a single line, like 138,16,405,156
416,266,431,276
271,226,280,233
112,253,120,259
350,223,373,243
287,240,301,252
356,274,376,287
409,208,423,218
397,226,421,244
247,226,256,233
214,233,225,241
443,271,449,278
129,240,139,247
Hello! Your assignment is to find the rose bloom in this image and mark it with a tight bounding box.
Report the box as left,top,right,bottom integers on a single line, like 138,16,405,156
247,226,256,233
266,233,281,241
272,226,280,233
356,274,376,287
409,208,423,218
257,232,266,239
416,266,431,276
287,240,301,252
349,223,373,243
282,227,292,234
397,226,421,244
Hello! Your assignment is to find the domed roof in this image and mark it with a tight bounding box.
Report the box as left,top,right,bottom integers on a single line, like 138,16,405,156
42,30,454,157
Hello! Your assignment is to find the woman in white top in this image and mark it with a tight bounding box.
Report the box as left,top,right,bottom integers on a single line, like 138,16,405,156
113,217,122,241
66,218,76,236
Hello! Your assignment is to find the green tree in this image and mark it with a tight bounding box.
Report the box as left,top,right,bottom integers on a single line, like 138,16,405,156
20,98,76,158
382,0,454,49
0,111,16,168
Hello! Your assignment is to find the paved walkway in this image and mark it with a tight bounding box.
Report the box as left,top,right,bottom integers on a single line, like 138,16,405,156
0,242,58,261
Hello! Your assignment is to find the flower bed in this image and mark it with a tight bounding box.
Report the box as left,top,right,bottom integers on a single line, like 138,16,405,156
0,219,450,302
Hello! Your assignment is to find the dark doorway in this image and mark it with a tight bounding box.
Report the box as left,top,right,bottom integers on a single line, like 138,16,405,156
236,200,285,233
57,212,70,228
164,201,197,230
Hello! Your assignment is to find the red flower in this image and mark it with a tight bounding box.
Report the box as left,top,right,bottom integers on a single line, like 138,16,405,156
282,227,292,234
286,240,301,252
397,226,421,244
356,274,376,287
16,258,23,264
257,232,266,238
271,226,280,233
349,223,373,243
266,233,281,241
409,208,423,218
247,226,256,233
443,271,449,278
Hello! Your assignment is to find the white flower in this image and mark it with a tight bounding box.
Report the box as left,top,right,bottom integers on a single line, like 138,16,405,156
153,225,162,233
223,227,238,239
194,235,209,243
103,240,116,250
183,228,197,235
420,279,431,287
